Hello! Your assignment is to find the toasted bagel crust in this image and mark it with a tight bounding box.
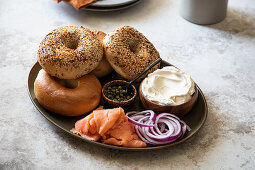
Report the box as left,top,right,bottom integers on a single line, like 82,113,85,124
89,29,113,78
34,69,101,116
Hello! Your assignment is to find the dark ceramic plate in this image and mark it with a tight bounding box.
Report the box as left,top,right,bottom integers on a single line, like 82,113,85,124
28,61,208,151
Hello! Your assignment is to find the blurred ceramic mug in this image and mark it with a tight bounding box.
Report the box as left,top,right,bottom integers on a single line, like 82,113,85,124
179,0,228,25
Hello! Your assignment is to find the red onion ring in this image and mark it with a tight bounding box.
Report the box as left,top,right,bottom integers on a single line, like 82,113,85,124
126,110,156,127
126,110,191,145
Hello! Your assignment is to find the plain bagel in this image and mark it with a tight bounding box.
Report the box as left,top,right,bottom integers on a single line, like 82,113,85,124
103,26,160,81
34,69,101,116
89,29,113,78
38,26,103,79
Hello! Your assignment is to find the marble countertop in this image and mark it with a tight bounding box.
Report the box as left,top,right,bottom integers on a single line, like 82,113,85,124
1,0,255,169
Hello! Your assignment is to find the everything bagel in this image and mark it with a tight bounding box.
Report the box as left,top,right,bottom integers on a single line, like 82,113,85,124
103,26,160,81
38,26,103,79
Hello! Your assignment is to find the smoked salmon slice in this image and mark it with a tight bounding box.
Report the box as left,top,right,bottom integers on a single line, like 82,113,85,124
71,107,146,148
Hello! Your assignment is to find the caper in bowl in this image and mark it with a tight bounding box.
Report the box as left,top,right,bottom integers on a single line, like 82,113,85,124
102,80,137,107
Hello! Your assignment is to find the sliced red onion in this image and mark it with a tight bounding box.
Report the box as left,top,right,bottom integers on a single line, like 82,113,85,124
126,110,191,146
126,110,156,127
127,110,156,121
180,120,191,131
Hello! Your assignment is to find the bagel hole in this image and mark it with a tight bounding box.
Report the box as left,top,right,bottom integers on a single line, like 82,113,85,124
65,40,78,50
129,44,136,53
129,42,139,54
58,79,79,89
62,33,79,50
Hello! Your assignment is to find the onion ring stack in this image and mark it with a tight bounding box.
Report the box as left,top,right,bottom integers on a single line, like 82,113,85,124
126,110,190,145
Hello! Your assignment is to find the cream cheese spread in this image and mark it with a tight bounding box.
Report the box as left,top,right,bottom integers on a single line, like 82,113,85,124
141,66,195,106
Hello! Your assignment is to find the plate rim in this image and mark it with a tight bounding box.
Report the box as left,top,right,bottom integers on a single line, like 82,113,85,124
28,61,208,151
83,0,141,12
89,0,140,8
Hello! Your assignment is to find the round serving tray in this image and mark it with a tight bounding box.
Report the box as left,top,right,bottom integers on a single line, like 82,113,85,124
28,61,208,151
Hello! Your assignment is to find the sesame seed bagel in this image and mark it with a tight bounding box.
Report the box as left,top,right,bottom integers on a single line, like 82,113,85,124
103,26,160,81
38,26,103,79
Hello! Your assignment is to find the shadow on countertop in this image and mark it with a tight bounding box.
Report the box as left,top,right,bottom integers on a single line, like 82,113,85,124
208,8,255,38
